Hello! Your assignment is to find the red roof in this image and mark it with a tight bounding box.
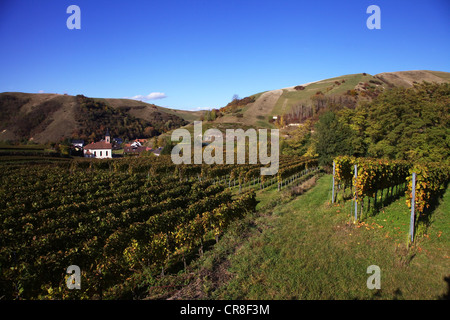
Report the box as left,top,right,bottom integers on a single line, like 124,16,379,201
124,146,152,153
84,141,113,150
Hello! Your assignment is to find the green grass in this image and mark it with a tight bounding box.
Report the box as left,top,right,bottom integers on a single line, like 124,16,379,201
0,143,70,163
0,156,72,164
249,91,268,102
0,144,47,150
255,120,275,129
112,149,124,155
208,175,450,300
271,73,382,116
140,174,449,300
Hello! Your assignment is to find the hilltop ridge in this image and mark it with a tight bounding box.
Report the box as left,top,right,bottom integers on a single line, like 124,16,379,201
1,70,449,143
0,92,203,143
215,70,450,127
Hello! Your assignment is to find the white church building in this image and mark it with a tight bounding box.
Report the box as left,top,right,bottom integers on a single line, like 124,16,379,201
83,130,113,159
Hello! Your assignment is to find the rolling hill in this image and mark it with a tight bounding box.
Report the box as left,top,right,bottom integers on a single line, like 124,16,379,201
0,92,203,143
1,70,448,144
215,70,450,128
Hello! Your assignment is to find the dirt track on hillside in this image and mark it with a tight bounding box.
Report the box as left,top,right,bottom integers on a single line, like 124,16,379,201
244,89,283,124
216,89,284,126
214,79,323,126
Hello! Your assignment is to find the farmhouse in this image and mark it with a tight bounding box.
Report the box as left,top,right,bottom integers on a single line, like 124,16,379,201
71,139,84,148
123,145,152,155
83,130,113,159
130,140,142,148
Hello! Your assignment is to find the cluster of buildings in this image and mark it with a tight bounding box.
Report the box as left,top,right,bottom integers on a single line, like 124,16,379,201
71,130,162,159
122,139,163,156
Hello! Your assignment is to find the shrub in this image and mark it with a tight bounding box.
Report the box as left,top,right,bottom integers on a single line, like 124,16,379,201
289,176,317,196
346,89,358,97
369,79,383,85
220,96,256,113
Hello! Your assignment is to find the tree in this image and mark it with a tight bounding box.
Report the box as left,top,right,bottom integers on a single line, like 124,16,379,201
165,120,173,130
364,82,450,162
160,136,173,155
314,111,354,166
144,126,156,137
338,104,369,157
281,120,313,157
210,109,217,121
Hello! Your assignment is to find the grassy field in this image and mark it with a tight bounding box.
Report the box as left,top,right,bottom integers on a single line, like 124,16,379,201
271,73,378,116
0,144,70,163
159,174,449,300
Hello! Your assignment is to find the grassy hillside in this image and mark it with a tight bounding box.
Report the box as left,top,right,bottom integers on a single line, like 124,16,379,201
0,92,203,143
216,70,450,128
271,73,376,116
0,93,77,142
2,70,448,143
102,98,204,123
73,95,189,142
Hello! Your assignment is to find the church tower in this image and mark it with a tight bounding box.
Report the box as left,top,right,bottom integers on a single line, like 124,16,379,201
105,129,111,144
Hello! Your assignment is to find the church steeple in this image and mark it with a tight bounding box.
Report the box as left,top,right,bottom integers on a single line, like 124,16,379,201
105,129,110,144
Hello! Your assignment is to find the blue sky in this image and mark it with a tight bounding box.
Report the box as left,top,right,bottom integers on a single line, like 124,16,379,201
0,0,449,110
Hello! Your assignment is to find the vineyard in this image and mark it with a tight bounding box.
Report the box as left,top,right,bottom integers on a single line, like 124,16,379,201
332,156,449,239
0,155,318,299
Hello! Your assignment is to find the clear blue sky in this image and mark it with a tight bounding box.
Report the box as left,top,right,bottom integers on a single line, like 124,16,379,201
0,0,449,110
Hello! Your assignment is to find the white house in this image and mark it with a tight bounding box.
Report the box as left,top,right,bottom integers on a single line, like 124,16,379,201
71,139,84,148
83,130,113,159
130,140,142,148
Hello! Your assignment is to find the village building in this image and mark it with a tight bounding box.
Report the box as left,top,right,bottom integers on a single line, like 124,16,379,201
83,130,113,159
71,139,85,148
123,138,154,156
123,145,152,155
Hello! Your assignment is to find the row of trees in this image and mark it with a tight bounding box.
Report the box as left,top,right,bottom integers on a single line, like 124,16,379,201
200,109,222,121
282,82,450,166
220,95,256,114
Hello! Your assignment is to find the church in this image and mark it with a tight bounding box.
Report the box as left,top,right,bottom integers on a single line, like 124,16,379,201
83,130,113,159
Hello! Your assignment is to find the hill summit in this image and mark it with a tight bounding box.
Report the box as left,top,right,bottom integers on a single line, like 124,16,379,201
0,93,203,143
215,70,450,128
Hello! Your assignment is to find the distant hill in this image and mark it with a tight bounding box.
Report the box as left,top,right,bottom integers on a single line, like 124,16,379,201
0,92,203,143
2,70,448,143
215,70,450,128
